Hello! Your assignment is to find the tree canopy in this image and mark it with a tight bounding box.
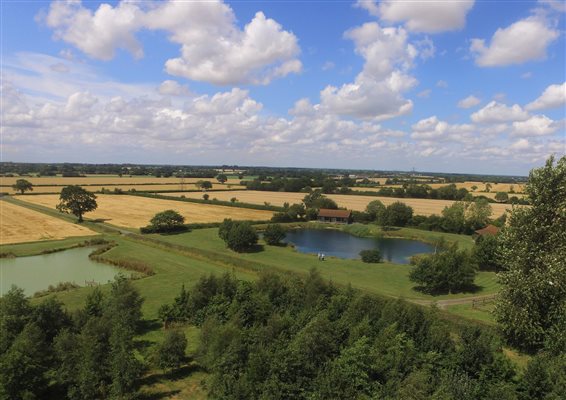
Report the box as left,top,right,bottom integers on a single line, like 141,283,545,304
142,210,186,233
56,185,97,222
495,156,566,351
11,179,33,194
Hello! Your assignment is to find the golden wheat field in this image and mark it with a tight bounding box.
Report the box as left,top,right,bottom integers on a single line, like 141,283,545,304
426,182,525,193
163,190,515,217
17,195,274,229
3,183,244,194
0,201,98,245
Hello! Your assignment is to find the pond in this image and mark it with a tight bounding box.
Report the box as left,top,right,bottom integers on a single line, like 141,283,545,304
284,229,435,264
0,247,121,296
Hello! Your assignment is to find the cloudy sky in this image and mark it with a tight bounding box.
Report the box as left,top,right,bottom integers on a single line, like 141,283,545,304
1,0,565,175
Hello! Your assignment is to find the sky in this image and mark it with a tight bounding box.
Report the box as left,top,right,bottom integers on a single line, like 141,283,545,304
1,0,565,175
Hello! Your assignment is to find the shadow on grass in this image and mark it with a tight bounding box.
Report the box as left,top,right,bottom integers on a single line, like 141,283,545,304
234,244,265,253
412,283,483,296
90,218,113,223
139,319,163,335
139,389,181,400
139,363,204,388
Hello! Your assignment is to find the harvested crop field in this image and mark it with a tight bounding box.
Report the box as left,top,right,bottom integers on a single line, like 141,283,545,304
17,194,274,229
162,190,515,217
3,183,244,194
0,200,97,245
426,182,525,193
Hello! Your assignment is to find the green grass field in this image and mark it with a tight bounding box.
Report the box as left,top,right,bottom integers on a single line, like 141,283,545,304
2,204,502,398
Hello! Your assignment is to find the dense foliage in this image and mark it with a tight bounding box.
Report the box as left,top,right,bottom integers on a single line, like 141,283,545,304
0,277,143,399
409,244,477,294
11,179,33,194
360,249,382,263
218,219,259,252
154,330,187,371
263,224,286,245
141,209,186,233
473,234,502,271
496,156,566,351
56,186,98,222
156,270,564,399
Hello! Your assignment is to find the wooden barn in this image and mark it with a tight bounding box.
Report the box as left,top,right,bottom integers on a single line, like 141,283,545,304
317,209,352,224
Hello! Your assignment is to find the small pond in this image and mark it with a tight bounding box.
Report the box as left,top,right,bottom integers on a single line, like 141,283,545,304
0,247,121,296
284,229,435,264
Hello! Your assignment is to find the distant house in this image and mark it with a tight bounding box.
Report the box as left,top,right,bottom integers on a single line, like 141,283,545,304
474,224,500,237
317,209,352,224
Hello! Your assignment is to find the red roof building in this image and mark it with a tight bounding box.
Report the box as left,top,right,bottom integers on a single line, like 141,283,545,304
317,209,352,224
475,224,500,236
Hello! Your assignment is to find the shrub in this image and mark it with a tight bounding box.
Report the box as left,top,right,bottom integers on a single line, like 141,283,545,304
155,330,187,371
263,224,286,245
360,249,382,263
409,244,477,294
203,193,209,201
218,219,258,252
142,210,187,233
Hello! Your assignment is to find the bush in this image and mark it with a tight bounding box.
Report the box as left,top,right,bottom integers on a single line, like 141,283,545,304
263,224,286,245
409,244,477,294
142,210,187,233
155,330,187,371
218,219,258,252
360,249,382,263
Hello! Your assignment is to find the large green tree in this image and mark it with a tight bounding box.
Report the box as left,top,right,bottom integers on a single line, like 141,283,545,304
56,185,97,222
495,156,566,351
146,209,185,233
409,244,477,294
11,179,33,194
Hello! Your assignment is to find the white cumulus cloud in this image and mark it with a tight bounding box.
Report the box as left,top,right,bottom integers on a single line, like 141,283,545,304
42,0,301,85
471,101,530,123
511,115,560,136
525,82,566,111
358,0,475,33
470,15,559,67
318,22,418,120
458,95,481,109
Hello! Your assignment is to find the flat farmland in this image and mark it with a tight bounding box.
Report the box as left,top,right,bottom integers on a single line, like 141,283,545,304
163,190,514,216
3,183,244,194
349,186,526,199
0,200,97,244
427,181,525,193
17,194,274,228
0,176,238,186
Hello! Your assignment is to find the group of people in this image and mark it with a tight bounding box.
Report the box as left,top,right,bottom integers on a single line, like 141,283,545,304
317,252,325,261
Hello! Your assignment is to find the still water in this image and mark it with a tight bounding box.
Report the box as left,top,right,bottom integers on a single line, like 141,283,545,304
284,229,435,264
0,247,120,296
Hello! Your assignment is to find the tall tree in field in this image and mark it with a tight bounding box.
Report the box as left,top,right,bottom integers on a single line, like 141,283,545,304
495,156,566,351
56,185,97,222
216,174,228,184
11,179,33,194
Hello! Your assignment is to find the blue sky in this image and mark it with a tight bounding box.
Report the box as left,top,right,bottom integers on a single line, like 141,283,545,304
1,0,565,175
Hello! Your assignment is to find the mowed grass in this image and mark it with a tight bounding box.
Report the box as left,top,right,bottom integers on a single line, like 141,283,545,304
445,302,497,325
17,194,274,229
163,190,514,217
149,227,499,301
40,235,256,318
0,200,98,245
